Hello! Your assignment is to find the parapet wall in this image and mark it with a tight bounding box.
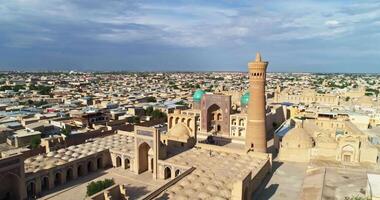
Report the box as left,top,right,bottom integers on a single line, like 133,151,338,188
141,167,196,200
87,184,128,200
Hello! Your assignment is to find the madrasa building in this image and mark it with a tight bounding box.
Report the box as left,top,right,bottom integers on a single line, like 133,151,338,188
0,53,283,200
277,113,378,164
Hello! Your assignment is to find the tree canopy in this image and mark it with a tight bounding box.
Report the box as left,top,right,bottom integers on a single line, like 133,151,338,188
86,178,115,196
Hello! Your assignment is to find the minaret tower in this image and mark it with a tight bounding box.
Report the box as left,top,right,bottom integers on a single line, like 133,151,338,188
246,52,268,152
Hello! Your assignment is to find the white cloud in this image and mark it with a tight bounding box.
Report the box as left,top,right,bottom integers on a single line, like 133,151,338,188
0,0,379,48
325,20,340,27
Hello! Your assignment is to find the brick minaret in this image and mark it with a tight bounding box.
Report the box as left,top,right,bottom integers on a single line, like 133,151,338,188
246,52,268,152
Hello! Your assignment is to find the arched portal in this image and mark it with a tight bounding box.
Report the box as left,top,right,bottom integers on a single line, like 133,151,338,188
125,158,130,169
54,172,62,187
175,169,180,177
97,157,103,169
138,142,151,173
66,168,74,182
341,145,355,162
187,118,192,130
207,104,222,132
77,165,84,177
116,156,122,167
169,117,174,128
41,176,49,191
87,161,94,173
164,167,171,179
0,173,22,200
26,181,36,198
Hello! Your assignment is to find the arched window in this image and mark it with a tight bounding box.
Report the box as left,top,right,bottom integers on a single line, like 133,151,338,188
175,169,180,177
239,119,244,126
217,113,222,121
116,156,122,167
187,118,192,129
27,181,36,197
125,158,130,169
54,172,62,187
164,167,171,179
41,176,49,191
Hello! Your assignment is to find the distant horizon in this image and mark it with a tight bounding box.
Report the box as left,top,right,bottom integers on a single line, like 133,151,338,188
0,1,379,72
1,68,380,75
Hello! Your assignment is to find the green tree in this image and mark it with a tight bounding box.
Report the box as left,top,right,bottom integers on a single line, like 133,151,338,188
86,178,115,196
33,100,49,107
30,137,41,149
146,96,156,102
151,109,167,120
175,101,188,106
30,84,53,95
145,106,154,116
127,116,140,124
0,85,12,91
61,126,71,137
13,85,25,92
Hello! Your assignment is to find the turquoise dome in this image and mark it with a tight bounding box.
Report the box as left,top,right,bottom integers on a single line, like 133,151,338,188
193,89,205,102
241,92,250,106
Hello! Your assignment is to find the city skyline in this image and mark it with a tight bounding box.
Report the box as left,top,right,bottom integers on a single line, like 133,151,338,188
0,0,380,72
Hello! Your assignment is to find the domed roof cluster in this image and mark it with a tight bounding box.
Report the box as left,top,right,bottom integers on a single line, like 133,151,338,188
159,148,267,199
168,123,191,139
24,134,135,173
192,89,205,102
282,124,314,149
240,92,250,106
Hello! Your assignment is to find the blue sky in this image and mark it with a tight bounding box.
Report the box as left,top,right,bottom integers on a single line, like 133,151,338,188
0,0,379,72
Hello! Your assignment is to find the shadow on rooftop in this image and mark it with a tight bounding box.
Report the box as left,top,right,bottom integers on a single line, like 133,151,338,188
253,161,283,200
126,185,151,199
257,183,280,200
154,192,170,200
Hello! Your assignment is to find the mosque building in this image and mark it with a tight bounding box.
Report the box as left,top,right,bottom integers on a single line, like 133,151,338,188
0,53,284,200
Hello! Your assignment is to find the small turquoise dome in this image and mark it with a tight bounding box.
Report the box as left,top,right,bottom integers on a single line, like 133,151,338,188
241,92,250,106
193,89,205,102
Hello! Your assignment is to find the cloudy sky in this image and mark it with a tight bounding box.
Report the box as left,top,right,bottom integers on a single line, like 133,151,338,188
0,0,379,72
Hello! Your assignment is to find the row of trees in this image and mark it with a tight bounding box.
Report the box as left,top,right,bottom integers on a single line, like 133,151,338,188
145,106,167,120
0,85,25,92
0,84,52,95
86,178,115,196
19,100,49,107
29,84,53,95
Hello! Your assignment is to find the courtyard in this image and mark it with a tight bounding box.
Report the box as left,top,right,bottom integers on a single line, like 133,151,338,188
39,167,167,200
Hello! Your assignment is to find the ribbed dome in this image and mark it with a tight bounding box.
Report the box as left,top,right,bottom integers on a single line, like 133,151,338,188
193,89,205,102
169,123,191,139
240,92,250,106
282,126,313,148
